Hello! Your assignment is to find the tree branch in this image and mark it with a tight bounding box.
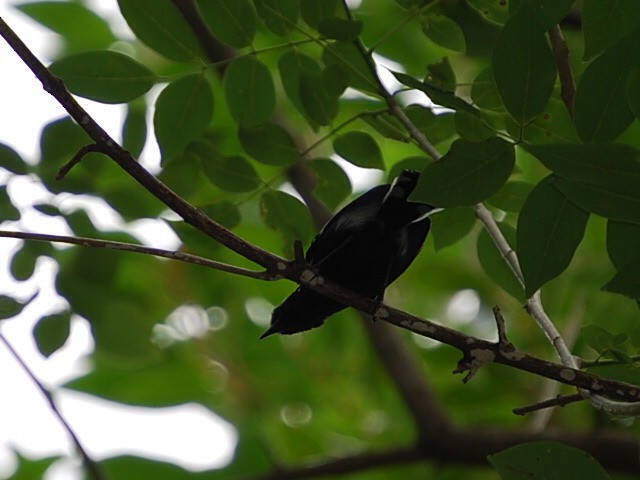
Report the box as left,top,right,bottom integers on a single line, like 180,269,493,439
548,25,576,115
0,230,277,280
0,331,107,480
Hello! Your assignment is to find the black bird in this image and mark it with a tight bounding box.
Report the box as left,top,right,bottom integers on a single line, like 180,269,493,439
260,169,440,338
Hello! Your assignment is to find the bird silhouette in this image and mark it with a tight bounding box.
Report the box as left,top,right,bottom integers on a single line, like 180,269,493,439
260,169,440,338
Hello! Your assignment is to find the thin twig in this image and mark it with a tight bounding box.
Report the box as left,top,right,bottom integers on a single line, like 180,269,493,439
514,394,584,416
0,230,277,280
0,331,107,480
56,144,105,180
548,25,576,115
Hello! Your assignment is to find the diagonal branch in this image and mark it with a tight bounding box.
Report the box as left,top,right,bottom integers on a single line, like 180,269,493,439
0,331,107,480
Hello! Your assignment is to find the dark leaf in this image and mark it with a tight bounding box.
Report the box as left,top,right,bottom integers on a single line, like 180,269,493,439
225,56,275,127
33,311,72,357
196,0,256,48
333,131,385,169
239,122,299,166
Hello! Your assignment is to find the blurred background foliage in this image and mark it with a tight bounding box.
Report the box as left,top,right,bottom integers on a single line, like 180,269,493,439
1,0,640,478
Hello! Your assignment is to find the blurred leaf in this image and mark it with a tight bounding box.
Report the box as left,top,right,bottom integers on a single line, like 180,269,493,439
603,261,640,300
33,311,71,357
0,143,28,175
299,70,339,126
412,137,515,207
361,111,407,141
15,1,116,51
154,74,214,161
8,453,58,480
323,41,380,95
488,180,533,213
467,0,509,25
196,0,256,48
582,324,615,354
430,207,476,251
10,241,53,281
333,131,384,170
239,122,299,166
574,28,640,142
122,101,147,158
517,176,589,297
102,456,218,479
278,50,322,126
492,0,556,124
471,67,504,112
626,68,640,120
583,0,640,60
49,51,157,104
606,220,640,269
454,110,493,141
225,56,275,127
0,185,20,221
421,15,466,52
117,0,203,61
318,18,363,41
516,97,579,144
300,0,338,28
200,201,242,229
477,222,525,302
425,57,456,91
309,158,352,211
254,0,299,36
192,140,261,192
261,190,314,247
490,441,610,480
510,0,574,31
404,106,456,146
0,294,35,321
388,156,430,181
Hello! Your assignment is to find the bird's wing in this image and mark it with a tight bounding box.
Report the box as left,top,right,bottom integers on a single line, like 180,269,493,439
305,184,389,265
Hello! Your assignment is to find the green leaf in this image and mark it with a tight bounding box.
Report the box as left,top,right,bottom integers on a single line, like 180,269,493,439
301,0,338,28
0,294,35,321
454,110,493,141
583,0,640,60
309,158,352,211
603,261,640,300
581,324,615,354
0,143,28,175
515,97,579,144
467,0,509,25
477,223,525,302
510,0,574,31
192,140,261,192
574,28,640,142
318,18,363,41
196,0,256,48
10,242,53,281
15,1,116,52
517,176,589,297
412,137,515,207
492,0,557,123
238,121,299,166
33,312,71,357
49,51,157,104
421,15,466,53
607,220,640,269
471,67,504,112
0,185,20,221
490,441,610,480
299,70,339,126
392,71,479,115
254,0,299,36
154,74,213,162
323,41,380,95
260,190,314,246
431,207,476,251
118,0,203,61
122,102,147,158
425,57,457,91
224,56,275,127
200,201,241,229
333,131,384,170
278,50,323,126
404,106,456,146
488,180,534,213
8,453,58,480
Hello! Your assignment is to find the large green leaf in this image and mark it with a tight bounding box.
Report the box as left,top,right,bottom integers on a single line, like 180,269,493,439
191,140,261,192
254,0,299,36
118,0,203,62
300,0,338,28
421,15,466,53
492,0,557,123
517,176,589,297
323,41,380,95
154,74,214,161
278,50,322,126
510,0,574,31
49,51,157,104
603,261,640,300
583,0,640,60
260,190,314,247
196,0,256,48
309,158,352,211
490,441,610,480
574,27,640,142
412,137,515,207
467,0,509,25
15,1,116,52
224,56,275,127
430,206,476,251
607,220,640,269
238,121,299,166
333,131,384,170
